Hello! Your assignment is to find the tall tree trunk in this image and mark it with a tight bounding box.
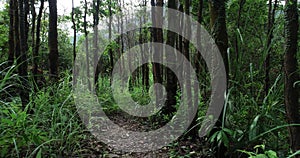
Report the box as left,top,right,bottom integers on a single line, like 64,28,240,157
151,0,163,106
72,0,78,86
209,0,229,76
164,0,177,115
194,0,203,78
208,0,229,156
8,0,14,66
30,0,36,87
84,0,91,90
48,0,59,81
233,0,245,79
264,0,278,96
72,0,77,62
108,0,113,80
284,0,300,153
34,0,44,89
141,0,149,90
13,0,20,70
17,0,30,108
156,0,163,80
93,0,99,87
183,0,198,138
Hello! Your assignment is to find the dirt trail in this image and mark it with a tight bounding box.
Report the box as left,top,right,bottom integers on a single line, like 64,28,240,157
78,112,213,158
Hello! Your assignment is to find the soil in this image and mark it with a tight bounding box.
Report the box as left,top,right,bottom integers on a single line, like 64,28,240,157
76,111,215,158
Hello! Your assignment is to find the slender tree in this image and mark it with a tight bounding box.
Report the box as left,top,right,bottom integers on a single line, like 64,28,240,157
194,0,203,78
265,0,278,95
30,0,36,85
163,0,177,115
84,0,91,90
156,0,163,76
33,0,44,89
108,0,113,77
8,0,14,66
233,0,245,79
17,0,30,108
151,0,163,106
72,0,77,62
284,0,300,152
93,0,100,87
208,0,229,156
141,0,149,90
48,0,59,81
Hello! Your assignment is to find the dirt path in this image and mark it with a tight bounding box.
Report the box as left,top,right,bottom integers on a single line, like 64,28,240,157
78,112,213,158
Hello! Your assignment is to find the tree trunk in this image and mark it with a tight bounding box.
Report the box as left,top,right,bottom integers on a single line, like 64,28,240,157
33,0,44,90
108,0,113,80
183,0,198,139
208,0,229,156
265,0,277,96
93,0,99,88
8,0,14,66
233,0,245,79
30,0,36,87
156,0,163,79
48,0,59,81
72,0,77,63
84,0,91,90
71,0,78,86
141,0,149,90
17,0,30,108
194,0,203,78
284,0,300,153
164,0,177,115
151,0,163,106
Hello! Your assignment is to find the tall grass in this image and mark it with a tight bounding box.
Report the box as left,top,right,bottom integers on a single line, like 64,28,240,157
0,66,88,157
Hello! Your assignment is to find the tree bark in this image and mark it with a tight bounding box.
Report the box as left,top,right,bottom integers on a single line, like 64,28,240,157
265,0,277,96
233,0,245,79
17,0,30,108
151,0,163,107
84,0,91,90
48,0,59,81
33,0,44,89
30,0,36,86
164,0,177,115
143,0,149,91
108,0,113,79
8,0,14,66
93,0,99,88
194,0,203,78
284,0,300,153
208,0,229,156
72,0,77,63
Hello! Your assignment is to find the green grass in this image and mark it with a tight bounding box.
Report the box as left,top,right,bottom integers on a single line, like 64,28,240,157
0,62,298,157
0,69,87,157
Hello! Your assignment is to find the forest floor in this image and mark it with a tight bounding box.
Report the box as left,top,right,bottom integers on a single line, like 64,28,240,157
77,111,214,158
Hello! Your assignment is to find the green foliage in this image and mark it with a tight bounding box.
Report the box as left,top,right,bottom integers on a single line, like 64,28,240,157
0,0,298,156
238,144,278,158
0,5,9,62
0,70,86,157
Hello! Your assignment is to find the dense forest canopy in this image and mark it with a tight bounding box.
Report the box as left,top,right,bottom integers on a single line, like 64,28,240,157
0,0,300,157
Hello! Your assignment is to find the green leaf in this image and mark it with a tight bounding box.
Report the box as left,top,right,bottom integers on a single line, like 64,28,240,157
217,131,222,142
209,131,219,142
254,154,268,158
249,115,260,141
254,144,265,150
287,150,300,158
1,118,13,125
265,150,277,158
36,148,42,158
221,131,229,147
223,128,234,136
